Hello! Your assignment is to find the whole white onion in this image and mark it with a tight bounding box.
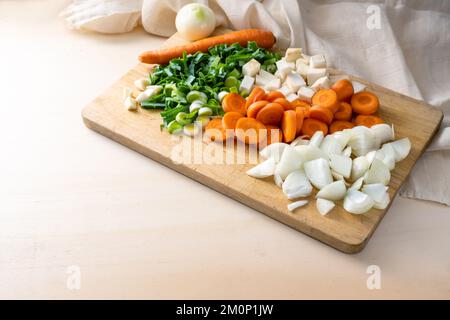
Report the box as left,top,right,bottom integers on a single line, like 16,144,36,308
175,3,216,41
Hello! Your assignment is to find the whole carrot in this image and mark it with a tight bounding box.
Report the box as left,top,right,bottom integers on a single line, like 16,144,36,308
139,29,276,65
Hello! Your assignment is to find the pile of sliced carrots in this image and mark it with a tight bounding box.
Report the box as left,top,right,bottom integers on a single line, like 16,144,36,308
205,79,385,147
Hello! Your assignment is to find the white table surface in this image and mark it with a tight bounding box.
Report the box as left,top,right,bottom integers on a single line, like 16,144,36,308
1,0,449,299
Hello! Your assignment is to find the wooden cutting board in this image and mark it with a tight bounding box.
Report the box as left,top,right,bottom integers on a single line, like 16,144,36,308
82,30,443,253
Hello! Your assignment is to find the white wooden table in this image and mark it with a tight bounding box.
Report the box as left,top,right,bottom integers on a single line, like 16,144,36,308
0,0,449,299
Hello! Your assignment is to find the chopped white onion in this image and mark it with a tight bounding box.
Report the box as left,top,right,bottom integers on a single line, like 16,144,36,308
378,143,396,170
348,126,378,156
351,156,370,181
259,142,289,163
370,124,395,145
320,135,344,156
294,145,329,162
283,169,313,199
316,198,335,216
343,190,374,214
332,170,345,181
349,176,365,191
304,158,333,189
290,136,310,147
329,154,352,179
361,184,388,203
365,158,391,185
309,130,324,148
246,158,276,178
275,145,304,179
342,146,352,157
332,130,352,149
389,137,411,162
274,172,283,188
316,180,347,201
287,200,309,212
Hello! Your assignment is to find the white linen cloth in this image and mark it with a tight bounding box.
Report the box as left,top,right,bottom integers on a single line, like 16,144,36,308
61,0,450,205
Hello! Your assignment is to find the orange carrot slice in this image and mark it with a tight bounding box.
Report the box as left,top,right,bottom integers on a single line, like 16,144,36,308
351,92,379,115
331,79,354,102
272,97,295,111
256,103,284,126
300,118,328,137
281,110,297,143
354,114,384,128
329,120,354,134
334,102,352,121
245,87,265,110
222,93,246,115
309,105,334,125
204,118,227,143
295,107,305,135
222,112,244,130
247,100,269,118
235,117,266,145
265,91,285,102
312,89,339,113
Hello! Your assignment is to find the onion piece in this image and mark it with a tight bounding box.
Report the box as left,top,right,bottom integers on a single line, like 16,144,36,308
365,158,391,185
342,146,352,157
259,143,289,163
343,190,374,214
351,156,370,181
373,192,390,209
294,145,328,162
320,135,344,156
371,124,395,145
309,130,324,148
329,154,352,179
332,130,352,149
283,169,313,199
332,170,345,181
290,135,310,147
304,158,333,189
389,137,411,162
316,180,347,201
274,172,283,188
246,157,276,178
316,198,335,216
365,150,377,166
349,176,365,191
348,126,378,156
274,145,304,179
287,200,309,212
379,143,396,170
361,184,388,203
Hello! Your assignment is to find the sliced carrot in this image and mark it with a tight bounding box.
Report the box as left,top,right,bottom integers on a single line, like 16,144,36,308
281,110,297,143
312,89,339,113
139,29,276,64
272,98,295,111
295,107,305,135
300,118,328,137
351,91,379,115
204,118,226,143
265,91,285,102
235,117,266,145
309,105,334,125
222,112,244,130
245,86,265,110
256,103,284,126
247,100,269,118
331,79,354,102
329,120,354,134
291,99,311,118
265,125,283,145
334,102,353,121
354,114,384,128
222,93,246,115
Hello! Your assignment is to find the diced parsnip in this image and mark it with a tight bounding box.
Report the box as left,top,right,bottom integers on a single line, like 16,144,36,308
309,54,327,69
134,78,149,91
264,78,281,91
255,74,270,87
352,81,366,93
286,93,299,103
239,75,255,93
124,96,137,111
276,59,294,78
296,60,309,79
297,86,315,103
310,76,331,91
242,59,261,77
278,86,294,96
136,85,163,102
306,68,328,86
275,69,287,82
259,69,279,81
284,72,306,92
285,48,302,62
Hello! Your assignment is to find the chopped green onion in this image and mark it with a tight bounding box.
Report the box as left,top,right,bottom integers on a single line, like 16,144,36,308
186,90,207,103
167,120,183,134
175,112,191,125
198,107,213,116
224,76,238,88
